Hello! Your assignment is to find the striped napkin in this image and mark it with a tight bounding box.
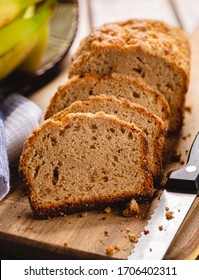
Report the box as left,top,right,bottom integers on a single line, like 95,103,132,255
0,111,9,200
0,94,42,200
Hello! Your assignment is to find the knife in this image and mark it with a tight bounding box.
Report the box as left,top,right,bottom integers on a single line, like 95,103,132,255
128,132,199,260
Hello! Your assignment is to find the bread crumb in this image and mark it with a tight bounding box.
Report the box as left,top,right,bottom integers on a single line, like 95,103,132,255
123,199,140,217
63,242,68,247
170,150,181,162
166,211,174,220
144,229,150,235
80,212,88,218
165,207,169,211
128,234,138,243
105,246,114,255
104,230,109,236
104,207,111,214
159,225,163,231
126,228,131,233
185,106,192,113
99,239,105,244
182,133,191,140
114,245,121,251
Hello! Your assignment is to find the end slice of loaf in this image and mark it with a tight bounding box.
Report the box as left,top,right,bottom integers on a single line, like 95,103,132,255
19,112,154,218
53,95,166,179
68,19,190,133
45,73,170,130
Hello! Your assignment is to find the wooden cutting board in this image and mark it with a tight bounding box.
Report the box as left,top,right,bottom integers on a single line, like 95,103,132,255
0,29,199,261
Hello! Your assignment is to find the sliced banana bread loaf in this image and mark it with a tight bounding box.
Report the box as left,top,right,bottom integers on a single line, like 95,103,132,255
45,73,170,130
68,19,190,133
53,95,166,179
19,112,154,218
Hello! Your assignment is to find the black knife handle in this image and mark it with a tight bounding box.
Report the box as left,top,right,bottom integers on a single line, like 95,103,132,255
166,132,199,194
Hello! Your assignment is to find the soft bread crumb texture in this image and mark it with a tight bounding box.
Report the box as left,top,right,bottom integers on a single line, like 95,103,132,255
19,112,154,218
52,94,166,179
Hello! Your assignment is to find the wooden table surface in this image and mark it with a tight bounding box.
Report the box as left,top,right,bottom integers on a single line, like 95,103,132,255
1,0,199,260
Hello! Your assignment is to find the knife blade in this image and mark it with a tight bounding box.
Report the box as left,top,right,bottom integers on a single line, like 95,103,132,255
128,132,199,260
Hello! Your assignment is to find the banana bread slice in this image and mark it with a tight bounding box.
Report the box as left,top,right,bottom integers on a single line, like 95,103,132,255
68,19,190,133
45,73,170,130
19,112,154,218
53,95,166,179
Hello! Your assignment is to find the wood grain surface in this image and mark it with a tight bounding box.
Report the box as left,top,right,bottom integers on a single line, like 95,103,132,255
0,0,199,260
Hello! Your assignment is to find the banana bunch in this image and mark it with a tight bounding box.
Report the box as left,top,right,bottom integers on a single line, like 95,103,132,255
0,0,57,80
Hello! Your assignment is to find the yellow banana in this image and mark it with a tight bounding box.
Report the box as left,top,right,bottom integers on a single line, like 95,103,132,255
0,0,43,28
0,0,56,80
20,22,49,72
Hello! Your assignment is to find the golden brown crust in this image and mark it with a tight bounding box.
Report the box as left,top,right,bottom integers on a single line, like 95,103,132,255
29,193,151,219
19,112,154,219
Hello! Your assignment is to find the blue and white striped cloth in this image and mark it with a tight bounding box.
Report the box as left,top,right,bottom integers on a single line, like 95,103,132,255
0,94,42,200
0,110,9,200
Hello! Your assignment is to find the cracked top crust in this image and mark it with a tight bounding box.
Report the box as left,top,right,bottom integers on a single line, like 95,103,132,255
70,19,190,84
